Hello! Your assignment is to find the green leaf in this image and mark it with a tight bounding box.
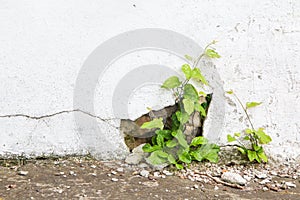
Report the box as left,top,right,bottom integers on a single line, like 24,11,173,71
147,151,168,165
191,68,208,85
194,103,206,117
175,163,184,169
175,111,189,124
183,98,194,115
171,113,180,130
141,118,164,130
173,130,189,148
246,102,262,109
243,136,250,140
237,147,246,155
156,130,172,140
178,150,192,164
191,144,220,163
253,144,261,152
205,49,221,58
227,134,236,142
184,54,193,61
166,139,178,148
257,150,268,163
183,84,199,102
226,90,234,94
142,143,162,153
156,150,169,158
199,91,207,97
161,76,181,89
245,129,254,134
247,150,260,163
156,134,164,147
181,64,192,79
255,128,272,144
190,136,208,146
167,154,177,164
234,132,241,137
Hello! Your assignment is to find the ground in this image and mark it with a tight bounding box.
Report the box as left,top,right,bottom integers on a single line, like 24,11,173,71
0,157,300,200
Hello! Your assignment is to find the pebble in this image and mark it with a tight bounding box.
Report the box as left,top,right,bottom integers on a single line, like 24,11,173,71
18,171,28,176
259,179,271,185
116,168,124,173
285,182,296,188
262,187,269,191
90,165,96,169
153,172,160,177
255,171,268,179
163,170,173,176
111,178,119,182
140,170,150,178
221,172,247,185
111,171,117,175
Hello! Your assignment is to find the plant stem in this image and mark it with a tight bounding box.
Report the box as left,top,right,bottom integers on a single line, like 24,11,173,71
232,93,257,147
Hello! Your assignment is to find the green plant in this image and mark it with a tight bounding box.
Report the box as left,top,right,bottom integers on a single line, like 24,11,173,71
226,90,272,163
141,41,221,169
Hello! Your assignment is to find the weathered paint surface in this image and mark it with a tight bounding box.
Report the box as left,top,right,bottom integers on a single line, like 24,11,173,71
0,0,299,161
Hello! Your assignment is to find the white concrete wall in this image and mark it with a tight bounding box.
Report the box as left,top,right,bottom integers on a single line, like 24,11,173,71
0,0,299,161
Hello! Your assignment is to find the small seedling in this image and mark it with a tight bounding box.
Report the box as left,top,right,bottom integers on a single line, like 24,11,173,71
226,90,272,163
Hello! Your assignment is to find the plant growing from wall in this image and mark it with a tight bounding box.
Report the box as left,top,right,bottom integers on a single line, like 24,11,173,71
226,91,272,163
141,41,221,169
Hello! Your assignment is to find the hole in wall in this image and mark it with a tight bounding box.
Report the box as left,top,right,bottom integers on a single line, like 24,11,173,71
120,94,213,151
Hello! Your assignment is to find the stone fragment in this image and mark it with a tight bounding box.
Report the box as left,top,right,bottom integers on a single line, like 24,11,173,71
125,144,148,165
18,171,28,176
116,168,124,173
140,170,150,177
255,171,268,179
111,178,119,182
285,182,296,188
125,153,144,165
221,172,247,186
162,170,173,176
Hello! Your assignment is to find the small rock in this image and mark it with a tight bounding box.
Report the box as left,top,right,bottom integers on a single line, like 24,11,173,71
116,168,124,173
18,171,28,176
125,153,144,165
90,165,96,169
153,172,160,177
162,170,173,176
260,179,271,185
270,171,278,176
262,187,269,191
214,186,219,190
140,170,150,177
69,171,75,175
111,178,119,182
138,163,149,168
194,184,199,189
221,172,247,185
255,171,268,179
111,171,117,175
91,173,97,177
285,182,297,188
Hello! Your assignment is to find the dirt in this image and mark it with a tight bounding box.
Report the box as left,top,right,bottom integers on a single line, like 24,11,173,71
1,157,300,200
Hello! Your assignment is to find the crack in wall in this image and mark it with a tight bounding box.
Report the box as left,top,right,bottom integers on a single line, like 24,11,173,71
0,109,119,129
